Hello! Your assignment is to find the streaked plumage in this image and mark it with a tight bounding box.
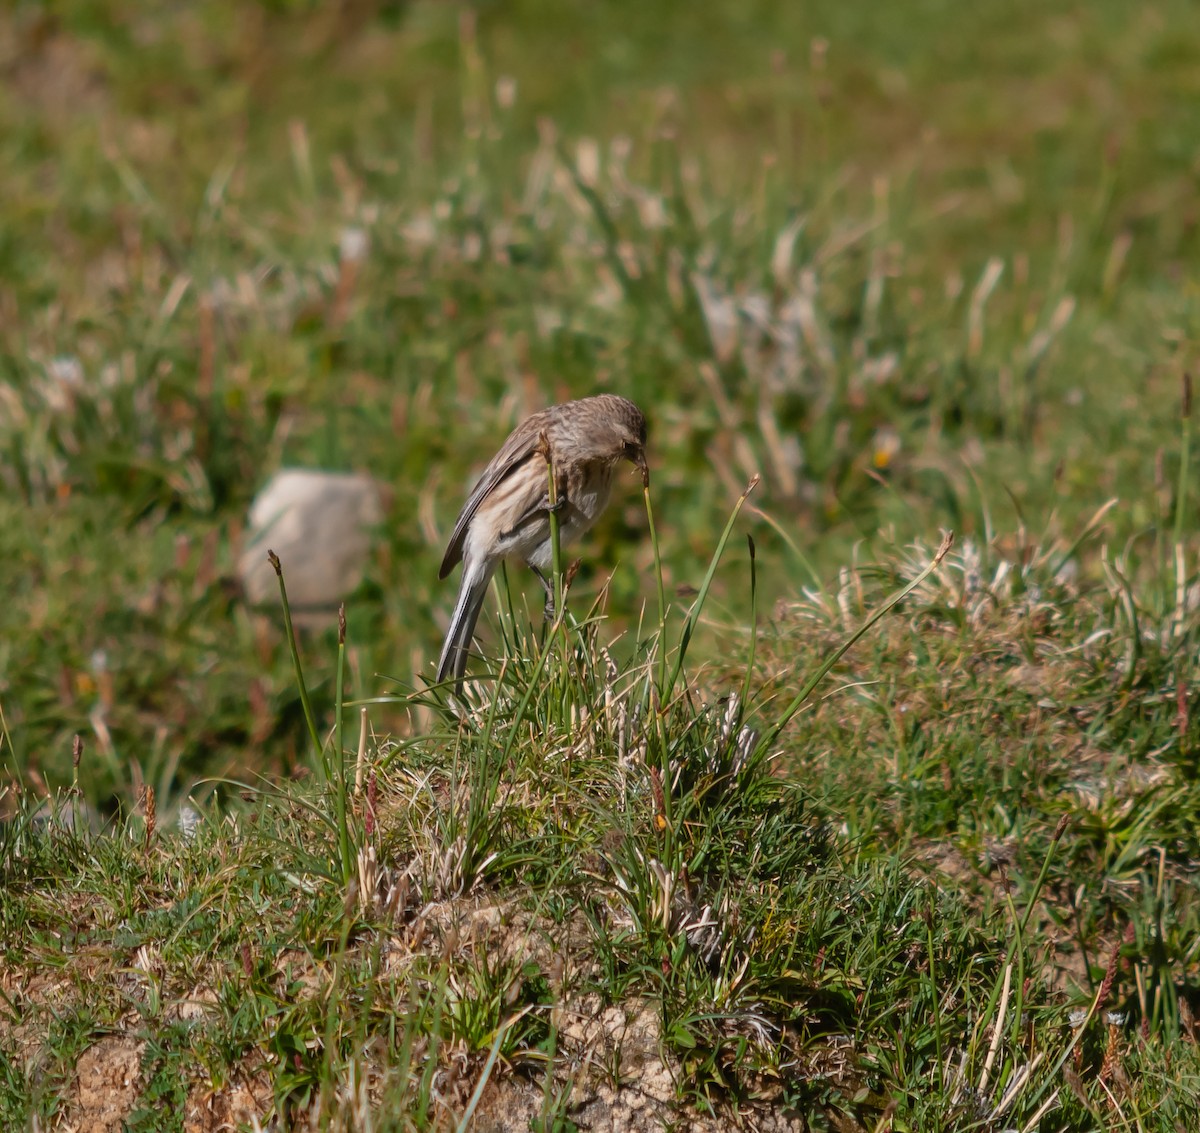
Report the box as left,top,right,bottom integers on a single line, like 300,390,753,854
436,394,648,695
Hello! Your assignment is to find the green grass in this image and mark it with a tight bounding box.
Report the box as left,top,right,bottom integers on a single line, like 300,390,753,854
4,0,1200,798
4,521,1199,1128
3,0,1200,1128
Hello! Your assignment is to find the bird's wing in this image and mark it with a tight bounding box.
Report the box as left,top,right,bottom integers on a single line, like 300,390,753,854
438,425,544,579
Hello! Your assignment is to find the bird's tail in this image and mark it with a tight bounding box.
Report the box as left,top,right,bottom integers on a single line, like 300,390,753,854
436,559,495,696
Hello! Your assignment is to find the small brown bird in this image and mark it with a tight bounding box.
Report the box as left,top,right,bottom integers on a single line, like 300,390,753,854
436,394,648,694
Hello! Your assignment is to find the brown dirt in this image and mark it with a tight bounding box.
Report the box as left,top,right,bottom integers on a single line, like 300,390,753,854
68,1036,144,1133
183,1059,273,1133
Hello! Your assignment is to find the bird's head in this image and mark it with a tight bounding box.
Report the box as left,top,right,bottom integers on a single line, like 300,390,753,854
608,396,648,482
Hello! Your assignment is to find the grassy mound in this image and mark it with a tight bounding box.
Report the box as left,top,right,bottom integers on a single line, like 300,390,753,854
4,516,1198,1130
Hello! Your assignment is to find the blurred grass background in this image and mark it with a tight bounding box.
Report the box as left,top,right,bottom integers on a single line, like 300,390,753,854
2,0,1199,810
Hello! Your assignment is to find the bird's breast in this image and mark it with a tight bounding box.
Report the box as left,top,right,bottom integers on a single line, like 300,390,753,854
525,460,615,570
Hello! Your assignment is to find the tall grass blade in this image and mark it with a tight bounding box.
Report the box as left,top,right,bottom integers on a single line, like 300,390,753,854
765,531,954,746
268,550,323,757
666,475,760,699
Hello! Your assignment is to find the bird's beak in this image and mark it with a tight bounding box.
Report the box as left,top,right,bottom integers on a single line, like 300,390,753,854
631,446,649,486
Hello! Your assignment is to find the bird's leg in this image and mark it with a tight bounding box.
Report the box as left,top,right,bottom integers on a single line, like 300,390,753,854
535,474,568,623
530,564,556,621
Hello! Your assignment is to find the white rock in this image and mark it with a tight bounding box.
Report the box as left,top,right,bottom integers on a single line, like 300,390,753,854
238,469,385,608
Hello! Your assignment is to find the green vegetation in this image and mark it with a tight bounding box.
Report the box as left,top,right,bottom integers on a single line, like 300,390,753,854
2,1,1199,1128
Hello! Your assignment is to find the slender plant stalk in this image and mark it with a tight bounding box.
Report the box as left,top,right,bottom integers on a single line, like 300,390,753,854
464,657,509,882
416,972,448,1124
270,551,353,885
984,865,1030,1071
765,531,954,747
70,732,83,831
498,623,564,771
1009,816,1070,1047
268,550,322,755
971,816,1069,1072
1047,497,1118,580
644,476,760,845
541,430,567,684
319,892,358,1119
738,534,759,730
1023,942,1122,1114
641,475,669,702
747,505,822,589
637,477,762,844
1174,372,1192,549
1103,553,1141,693
455,1010,532,1133
666,475,760,698
333,605,352,886
924,896,944,1083
639,469,675,840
